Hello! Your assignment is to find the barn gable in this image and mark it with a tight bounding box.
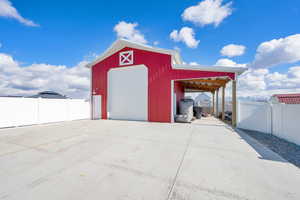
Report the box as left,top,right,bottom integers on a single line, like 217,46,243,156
87,39,182,68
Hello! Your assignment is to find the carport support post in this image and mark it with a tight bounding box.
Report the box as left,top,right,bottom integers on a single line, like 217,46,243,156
222,85,225,121
232,79,237,127
211,91,215,115
216,89,219,117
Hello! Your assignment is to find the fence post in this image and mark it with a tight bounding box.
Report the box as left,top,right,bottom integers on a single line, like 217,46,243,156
236,100,239,127
37,97,41,124
270,103,273,135
67,99,70,121
232,79,237,127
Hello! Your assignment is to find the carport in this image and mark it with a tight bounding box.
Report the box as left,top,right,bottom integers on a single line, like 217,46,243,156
174,76,235,125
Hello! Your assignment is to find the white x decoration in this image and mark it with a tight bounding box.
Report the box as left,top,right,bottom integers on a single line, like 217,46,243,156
119,51,133,66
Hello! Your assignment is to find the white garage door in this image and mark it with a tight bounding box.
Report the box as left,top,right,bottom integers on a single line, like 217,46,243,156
108,65,148,121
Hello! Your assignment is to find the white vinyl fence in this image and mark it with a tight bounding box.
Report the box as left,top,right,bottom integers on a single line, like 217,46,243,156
0,97,90,128
238,101,300,146
272,104,300,146
237,101,272,134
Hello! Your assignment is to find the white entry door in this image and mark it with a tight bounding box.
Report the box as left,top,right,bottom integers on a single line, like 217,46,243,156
108,65,148,121
92,95,101,119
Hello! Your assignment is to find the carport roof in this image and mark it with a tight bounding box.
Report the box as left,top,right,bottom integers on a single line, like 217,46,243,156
178,77,231,92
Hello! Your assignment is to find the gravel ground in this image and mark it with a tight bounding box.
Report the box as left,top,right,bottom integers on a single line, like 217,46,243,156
240,129,300,168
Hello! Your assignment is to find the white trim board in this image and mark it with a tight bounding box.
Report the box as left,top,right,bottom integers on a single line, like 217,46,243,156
173,64,247,75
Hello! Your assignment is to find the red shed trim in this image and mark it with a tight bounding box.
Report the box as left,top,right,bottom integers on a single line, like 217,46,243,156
273,94,300,104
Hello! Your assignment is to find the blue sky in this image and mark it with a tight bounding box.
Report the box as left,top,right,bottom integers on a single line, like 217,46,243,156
1,0,300,98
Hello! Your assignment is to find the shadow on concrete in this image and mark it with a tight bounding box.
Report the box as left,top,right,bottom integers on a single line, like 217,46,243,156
235,129,287,163
238,129,300,168
188,117,296,165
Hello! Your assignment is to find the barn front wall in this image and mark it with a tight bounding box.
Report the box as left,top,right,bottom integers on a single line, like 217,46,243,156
92,46,235,122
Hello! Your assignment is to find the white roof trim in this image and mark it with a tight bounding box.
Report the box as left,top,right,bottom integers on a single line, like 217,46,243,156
173,64,247,75
86,39,182,68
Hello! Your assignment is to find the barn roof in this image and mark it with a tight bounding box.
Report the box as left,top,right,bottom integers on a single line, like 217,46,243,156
273,93,300,104
86,39,247,75
86,39,182,67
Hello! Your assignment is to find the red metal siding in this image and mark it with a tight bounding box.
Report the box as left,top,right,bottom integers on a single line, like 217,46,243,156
174,81,185,114
92,47,235,122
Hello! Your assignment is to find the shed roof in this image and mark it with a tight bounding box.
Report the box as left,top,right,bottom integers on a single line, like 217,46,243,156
273,93,300,104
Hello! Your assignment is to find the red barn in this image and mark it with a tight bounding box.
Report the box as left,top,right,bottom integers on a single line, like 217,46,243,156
87,39,246,126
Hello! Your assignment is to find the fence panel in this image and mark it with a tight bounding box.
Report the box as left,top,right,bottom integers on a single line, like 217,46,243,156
238,102,300,146
38,99,69,124
237,101,272,134
68,99,90,120
0,97,90,128
281,104,300,145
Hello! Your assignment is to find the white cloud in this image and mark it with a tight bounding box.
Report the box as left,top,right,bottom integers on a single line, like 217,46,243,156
113,21,147,44
237,66,300,98
170,27,200,48
213,58,300,98
182,0,233,27
189,62,199,66
153,41,159,46
174,46,181,52
215,58,246,67
239,68,269,91
288,66,300,78
0,53,90,98
221,44,246,57
251,34,300,68
266,66,300,90
0,0,38,27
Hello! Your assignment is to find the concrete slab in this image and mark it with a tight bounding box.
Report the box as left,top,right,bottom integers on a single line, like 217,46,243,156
0,119,299,200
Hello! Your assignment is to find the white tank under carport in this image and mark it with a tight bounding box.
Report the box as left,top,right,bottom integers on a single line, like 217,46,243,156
175,98,194,123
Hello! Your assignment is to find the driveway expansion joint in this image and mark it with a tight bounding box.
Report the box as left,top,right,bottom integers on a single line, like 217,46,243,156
166,126,194,200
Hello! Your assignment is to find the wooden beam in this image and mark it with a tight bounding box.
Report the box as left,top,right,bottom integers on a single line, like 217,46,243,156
232,80,237,127
191,82,220,90
189,79,229,85
182,83,218,92
185,82,220,90
184,89,211,93
181,79,227,87
222,85,225,121
191,82,224,87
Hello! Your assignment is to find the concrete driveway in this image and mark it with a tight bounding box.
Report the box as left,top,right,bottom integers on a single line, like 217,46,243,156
0,118,299,200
